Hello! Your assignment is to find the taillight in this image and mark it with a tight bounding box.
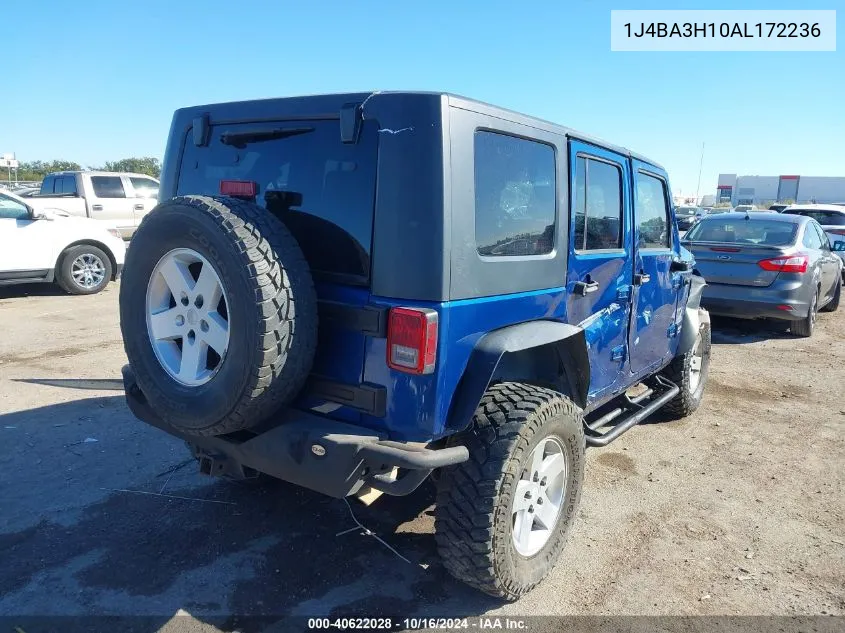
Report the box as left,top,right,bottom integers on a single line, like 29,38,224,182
758,254,809,273
220,180,257,197
387,307,438,375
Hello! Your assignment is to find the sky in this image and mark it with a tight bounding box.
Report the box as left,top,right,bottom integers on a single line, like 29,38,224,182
2,0,843,198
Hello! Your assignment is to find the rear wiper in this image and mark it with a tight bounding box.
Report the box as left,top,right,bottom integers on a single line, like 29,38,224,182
220,126,314,148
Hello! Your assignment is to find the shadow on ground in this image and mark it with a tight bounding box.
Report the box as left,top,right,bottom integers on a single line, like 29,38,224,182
708,315,794,345
0,397,501,631
0,283,69,299
12,377,125,391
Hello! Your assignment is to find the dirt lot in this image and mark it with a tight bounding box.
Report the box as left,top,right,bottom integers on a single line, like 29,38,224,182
1,281,843,629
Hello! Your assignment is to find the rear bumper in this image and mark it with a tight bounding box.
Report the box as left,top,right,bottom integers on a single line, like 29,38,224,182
122,365,468,498
701,282,810,320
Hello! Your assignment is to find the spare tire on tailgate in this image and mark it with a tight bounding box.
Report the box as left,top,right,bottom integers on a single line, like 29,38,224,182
119,195,317,436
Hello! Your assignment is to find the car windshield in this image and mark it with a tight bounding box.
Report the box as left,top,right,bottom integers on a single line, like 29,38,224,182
684,218,798,246
784,209,845,226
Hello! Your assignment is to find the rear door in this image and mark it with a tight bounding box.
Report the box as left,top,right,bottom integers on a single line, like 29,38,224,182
84,174,135,236
566,140,633,401
629,163,681,374
126,176,160,228
176,118,380,422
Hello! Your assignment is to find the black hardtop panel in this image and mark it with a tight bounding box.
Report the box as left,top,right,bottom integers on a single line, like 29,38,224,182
172,91,662,169
163,91,666,301
444,94,664,170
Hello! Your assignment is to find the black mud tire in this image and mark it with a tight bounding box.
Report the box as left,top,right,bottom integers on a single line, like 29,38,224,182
434,382,585,601
57,244,113,295
820,279,840,313
119,195,317,436
790,289,818,337
662,316,711,419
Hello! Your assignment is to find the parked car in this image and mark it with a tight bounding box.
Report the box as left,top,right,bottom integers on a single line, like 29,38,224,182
683,212,840,336
118,91,712,600
32,171,160,239
0,189,126,294
781,204,845,278
675,205,701,231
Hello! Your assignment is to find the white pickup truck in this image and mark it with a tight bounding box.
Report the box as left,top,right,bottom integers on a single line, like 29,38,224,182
33,171,160,239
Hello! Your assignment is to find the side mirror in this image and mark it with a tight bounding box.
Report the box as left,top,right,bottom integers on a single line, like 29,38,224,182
32,208,57,221
833,241,845,252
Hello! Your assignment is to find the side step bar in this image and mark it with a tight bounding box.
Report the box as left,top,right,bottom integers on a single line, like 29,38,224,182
585,376,680,447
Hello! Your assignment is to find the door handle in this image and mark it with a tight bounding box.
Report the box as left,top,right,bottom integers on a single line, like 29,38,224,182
134,204,144,211
634,272,651,285
91,205,103,211
573,280,600,296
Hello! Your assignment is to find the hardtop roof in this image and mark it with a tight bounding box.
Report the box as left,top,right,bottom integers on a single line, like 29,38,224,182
179,90,665,171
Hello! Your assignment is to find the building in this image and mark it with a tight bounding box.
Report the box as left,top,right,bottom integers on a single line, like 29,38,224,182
717,174,845,206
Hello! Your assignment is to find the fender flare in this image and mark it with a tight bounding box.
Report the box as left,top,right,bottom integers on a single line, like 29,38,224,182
445,320,590,434
677,274,709,356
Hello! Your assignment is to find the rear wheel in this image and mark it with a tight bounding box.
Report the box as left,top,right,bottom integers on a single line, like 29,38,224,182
434,382,585,600
820,280,840,313
119,195,318,436
791,289,818,337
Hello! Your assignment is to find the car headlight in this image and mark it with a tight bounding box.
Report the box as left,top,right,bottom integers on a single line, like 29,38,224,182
107,228,122,239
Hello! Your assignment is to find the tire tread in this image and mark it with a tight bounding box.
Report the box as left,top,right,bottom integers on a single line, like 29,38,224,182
434,382,584,600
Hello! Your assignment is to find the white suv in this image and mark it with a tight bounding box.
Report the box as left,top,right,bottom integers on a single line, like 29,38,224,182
0,189,126,294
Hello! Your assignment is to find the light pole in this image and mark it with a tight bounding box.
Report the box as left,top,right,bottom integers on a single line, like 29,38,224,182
695,142,705,205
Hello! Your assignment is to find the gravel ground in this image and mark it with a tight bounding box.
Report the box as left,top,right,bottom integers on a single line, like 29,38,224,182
0,281,843,631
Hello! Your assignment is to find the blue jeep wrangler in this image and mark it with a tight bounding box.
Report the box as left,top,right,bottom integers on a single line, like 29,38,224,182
119,92,711,600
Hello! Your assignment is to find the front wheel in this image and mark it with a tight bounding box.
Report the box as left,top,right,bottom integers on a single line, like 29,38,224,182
434,382,585,600
662,315,711,419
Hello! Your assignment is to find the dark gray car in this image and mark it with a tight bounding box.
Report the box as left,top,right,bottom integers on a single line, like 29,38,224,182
682,212,841,337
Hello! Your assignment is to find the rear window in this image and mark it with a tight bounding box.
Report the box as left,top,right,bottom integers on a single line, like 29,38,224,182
91,176,126,198
178,120,378,283
685,218,797,246
784,209,845,226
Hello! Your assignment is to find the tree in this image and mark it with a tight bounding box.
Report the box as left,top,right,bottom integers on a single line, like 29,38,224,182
100,157,161,178
14,160,81,182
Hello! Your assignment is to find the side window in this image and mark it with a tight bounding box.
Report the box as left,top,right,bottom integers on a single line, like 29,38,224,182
129,177,159,199
572,155,623,251
812,223,829,249
0,193,31,220
90,176,126,199
802,224,822,249
635,172,671,249
474,131,556,257
61,176,78,195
